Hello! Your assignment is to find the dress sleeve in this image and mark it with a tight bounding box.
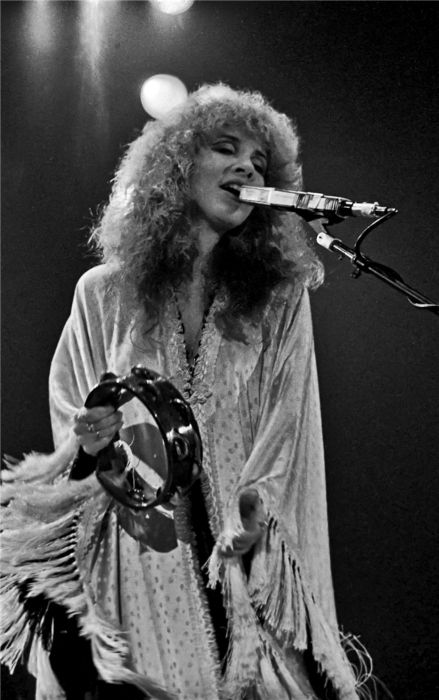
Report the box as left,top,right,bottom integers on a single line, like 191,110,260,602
49,272,107,448
222,285,332,601
246,286,331,590
208,285,363,699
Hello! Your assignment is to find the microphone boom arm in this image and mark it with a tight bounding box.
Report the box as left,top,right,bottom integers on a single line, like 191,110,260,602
309,218,439,317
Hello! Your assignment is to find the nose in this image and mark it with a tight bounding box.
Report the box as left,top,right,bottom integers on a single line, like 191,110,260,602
231,158,257,180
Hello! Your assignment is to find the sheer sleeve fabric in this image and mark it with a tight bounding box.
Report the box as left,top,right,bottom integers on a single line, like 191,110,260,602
208,285,361,698
49,268,109,447
244,285,336,622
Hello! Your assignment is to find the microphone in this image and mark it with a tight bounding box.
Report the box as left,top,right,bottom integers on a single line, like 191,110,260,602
239,186,397,223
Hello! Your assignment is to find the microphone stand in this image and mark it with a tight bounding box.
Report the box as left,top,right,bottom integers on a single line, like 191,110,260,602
308,217,439,317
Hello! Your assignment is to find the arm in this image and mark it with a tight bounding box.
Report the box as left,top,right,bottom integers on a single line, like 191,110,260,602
216,285,327,563
208,285,361,697
218,285,320,557
49,270,108,448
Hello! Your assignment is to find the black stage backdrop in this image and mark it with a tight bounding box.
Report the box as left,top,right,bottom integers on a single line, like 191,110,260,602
2,2,439,698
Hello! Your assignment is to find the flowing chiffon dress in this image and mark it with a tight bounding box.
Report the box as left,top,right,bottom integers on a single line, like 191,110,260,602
1,264,364,700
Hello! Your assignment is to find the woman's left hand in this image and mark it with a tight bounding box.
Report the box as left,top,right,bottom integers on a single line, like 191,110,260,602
219,489,267,558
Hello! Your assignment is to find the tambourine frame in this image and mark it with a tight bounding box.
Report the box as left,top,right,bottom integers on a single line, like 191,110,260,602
84,366,202,510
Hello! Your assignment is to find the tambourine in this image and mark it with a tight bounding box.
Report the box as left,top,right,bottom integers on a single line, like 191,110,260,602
81,365,202,511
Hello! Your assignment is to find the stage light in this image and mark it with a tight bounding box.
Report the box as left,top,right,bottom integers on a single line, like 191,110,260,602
149,0,194,16
25,0,54,52
140,74,188,119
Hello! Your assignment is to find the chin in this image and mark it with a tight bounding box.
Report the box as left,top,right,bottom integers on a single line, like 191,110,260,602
216,211,251,234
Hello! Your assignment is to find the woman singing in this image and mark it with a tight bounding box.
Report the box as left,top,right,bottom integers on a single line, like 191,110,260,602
1,84,369,700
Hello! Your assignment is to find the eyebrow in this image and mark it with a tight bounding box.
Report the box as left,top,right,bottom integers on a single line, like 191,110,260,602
214,133,268,162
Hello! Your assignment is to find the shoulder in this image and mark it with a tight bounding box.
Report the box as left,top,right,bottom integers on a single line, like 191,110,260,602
70,264,150,338
268,278,310,316
261,279,313,344
65,264,128,332
72,263,125,311
75,263,119,298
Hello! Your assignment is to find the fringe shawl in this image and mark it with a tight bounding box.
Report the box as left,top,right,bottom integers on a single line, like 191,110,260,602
2,266,376,700
0,441,177,700
208,513,374,700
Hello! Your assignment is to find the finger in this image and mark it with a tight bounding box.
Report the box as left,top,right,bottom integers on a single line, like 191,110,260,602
218,540,248,558
74,410,123,436
241,504,267,530
221,525,266,556
75,419,123,448
75,404,118,424
81,436,115,457
240,515,262,531
87,411,123,433
219,542,253,557
73,421,92,437
73,420,112,438
233,533,257,550
92,423,123,440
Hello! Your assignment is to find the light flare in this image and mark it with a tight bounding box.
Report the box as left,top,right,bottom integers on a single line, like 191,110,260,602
140,74,188,119
25,0,55,53
150,0,194,15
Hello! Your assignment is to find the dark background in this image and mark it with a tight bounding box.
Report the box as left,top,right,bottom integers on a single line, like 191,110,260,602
2,1,439,698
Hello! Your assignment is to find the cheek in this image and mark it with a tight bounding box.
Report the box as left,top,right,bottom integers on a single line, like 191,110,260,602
191,178,211,207
190,161,216,199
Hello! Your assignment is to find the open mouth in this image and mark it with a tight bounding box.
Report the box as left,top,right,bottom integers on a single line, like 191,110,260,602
220,184,241,199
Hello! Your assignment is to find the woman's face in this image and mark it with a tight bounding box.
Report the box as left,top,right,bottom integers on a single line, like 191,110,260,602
189,126,267,235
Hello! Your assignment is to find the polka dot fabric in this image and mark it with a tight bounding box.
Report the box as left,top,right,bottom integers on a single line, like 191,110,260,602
49,268,357,698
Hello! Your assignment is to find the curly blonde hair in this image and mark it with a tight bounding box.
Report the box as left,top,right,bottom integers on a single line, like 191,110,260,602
90,83,323,337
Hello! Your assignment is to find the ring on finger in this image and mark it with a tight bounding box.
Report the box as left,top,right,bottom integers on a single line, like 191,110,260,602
86,423,95,433
95,430,101,439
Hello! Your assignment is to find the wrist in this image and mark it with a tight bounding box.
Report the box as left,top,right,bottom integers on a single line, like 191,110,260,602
69,446,98,480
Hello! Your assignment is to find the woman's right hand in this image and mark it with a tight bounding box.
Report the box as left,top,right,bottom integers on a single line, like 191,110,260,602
73,405,124,456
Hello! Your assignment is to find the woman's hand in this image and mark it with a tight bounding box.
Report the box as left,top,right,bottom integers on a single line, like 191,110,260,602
220,489,267,558
73,405,124,456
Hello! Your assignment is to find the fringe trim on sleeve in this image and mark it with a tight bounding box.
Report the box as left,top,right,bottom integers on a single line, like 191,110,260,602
208,513,375,700
1,433,78,488
0,441,178,700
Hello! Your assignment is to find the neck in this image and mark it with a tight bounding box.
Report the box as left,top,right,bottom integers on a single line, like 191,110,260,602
195,222,221,258
175,225,218,357
185,223,219,287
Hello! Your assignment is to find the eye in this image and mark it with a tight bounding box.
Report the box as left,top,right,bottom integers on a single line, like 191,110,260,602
212,141,235,154
253,160,267,176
